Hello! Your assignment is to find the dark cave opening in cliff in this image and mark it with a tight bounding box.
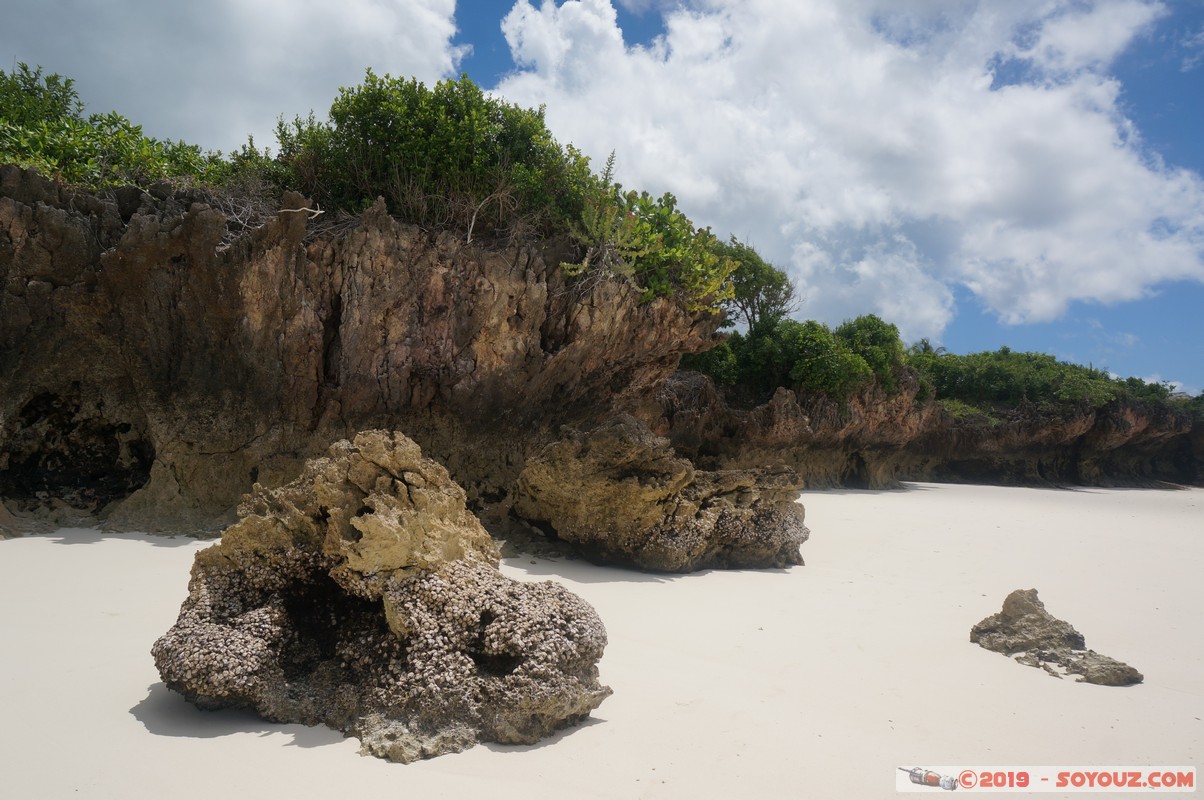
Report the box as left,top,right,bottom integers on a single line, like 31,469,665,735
843,452,871,489
0,386,155,511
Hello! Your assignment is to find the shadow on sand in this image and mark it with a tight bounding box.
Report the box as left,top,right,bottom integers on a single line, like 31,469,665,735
503,554,800,586
503,555,685,585
27,528,213,548
803,482,940,497
481,715,606,754
132,681,606,755
130,682,345,749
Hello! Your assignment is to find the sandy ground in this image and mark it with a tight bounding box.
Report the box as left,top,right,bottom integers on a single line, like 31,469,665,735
0,483,1200,799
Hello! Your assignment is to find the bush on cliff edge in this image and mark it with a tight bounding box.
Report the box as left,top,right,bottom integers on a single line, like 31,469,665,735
0,63,225,189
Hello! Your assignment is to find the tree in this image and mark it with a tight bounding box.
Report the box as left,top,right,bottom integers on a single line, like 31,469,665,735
785,320,873,398
684,318,873,403
834,314,905,393
713,236,797,332
907,338,946,356
0,63,82,128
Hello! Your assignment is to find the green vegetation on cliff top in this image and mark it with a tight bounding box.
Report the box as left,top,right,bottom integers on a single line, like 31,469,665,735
685,309,1195,419
1,63,733,313
2,62,1198,416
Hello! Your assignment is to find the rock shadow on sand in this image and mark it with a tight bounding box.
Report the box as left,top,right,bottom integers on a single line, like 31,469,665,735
481,716,606,754
130,683,345,749
28,528,209,548
506,555,800,585
804,482,939,497
505,555,684,585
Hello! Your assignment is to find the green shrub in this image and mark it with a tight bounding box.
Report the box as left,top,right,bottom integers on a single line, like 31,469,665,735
279,70,593,240
1,62,223,189
687,318,874,403
785,320,873,398
938,397,1001,425
562,154,735,311
904,346,1160,410
834,314,905,394
680,340,739,386
1187,393,1204,421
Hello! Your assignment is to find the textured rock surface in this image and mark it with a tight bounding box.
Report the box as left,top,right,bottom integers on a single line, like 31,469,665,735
152,430,611,761
652,369,1200,489
970,589,1143,686
0,166,720,532
512,415,808,572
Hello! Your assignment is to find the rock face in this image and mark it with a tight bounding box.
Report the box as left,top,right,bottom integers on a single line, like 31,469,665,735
151,430,611,762
512,415,808,572
652,370,1200,489
0,165,720,532
970,589,1143,686
651,370,936,488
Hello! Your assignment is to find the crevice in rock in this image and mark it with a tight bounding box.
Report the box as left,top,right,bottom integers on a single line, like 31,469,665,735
0,384,155,511
322,292,343,387
466,609,525,677
279,575,398,681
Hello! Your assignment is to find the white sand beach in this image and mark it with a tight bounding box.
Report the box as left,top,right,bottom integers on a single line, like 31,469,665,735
1,483,1200,799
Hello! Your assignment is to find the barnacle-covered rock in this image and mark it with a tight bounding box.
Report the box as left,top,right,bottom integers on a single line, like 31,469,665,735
152,430,611,761
971,589,1143,686
512,415,808,572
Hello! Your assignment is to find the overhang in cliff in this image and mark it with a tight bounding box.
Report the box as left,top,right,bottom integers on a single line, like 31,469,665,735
1,165,723,532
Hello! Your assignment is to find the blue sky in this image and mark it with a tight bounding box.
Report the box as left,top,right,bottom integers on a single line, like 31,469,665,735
4,1,1202,393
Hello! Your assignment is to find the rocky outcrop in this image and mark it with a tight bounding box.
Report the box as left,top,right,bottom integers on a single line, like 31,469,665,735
652,370,1200,489
970,589,1143,686
152,430,611,762
651,370,938,488
512,415,808,572
0,166,721,532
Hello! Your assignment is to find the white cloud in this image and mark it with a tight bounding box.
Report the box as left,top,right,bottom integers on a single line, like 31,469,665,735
612,0,683,14
1016,0,1166,75
496,0,1204,342
1181,26,1204,72
1,0,465,153
1141,374,1199,396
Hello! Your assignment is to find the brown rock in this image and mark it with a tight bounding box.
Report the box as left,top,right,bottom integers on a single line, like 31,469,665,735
512,415,808,572
652,367,1200,490
152,430,611,762
971,589,1142,686
0,167,722,533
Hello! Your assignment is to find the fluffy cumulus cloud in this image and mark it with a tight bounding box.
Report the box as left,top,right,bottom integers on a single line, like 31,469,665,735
496,0,1204,341
0,0,464,152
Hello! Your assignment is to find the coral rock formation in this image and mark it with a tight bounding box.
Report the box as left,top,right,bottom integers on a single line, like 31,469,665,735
1,166,721,532
152,430,611,761
654,369,1199,490
512,415,808,572
970,589,1143,686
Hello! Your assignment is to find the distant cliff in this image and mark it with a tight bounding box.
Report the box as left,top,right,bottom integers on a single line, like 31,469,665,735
651,369,1201,488
0,165,720,532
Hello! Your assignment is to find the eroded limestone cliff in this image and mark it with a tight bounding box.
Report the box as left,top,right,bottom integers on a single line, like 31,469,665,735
3,163,1196,545
651,369,1200,489
0,165,720,533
